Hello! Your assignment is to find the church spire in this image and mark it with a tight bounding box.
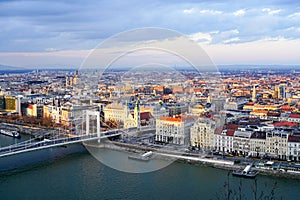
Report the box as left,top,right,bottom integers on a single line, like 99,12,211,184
134,99,140,128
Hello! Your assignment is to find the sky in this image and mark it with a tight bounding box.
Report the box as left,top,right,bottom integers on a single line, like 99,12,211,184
0,0,299,68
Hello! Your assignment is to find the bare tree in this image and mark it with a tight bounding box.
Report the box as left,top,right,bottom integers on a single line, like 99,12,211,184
215,173,280,200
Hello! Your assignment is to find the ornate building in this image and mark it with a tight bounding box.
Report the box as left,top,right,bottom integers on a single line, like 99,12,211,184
190,118,216,150
66,71,78,88
124,101,141,128
266,130,288,160
104,101,154,129
155,115,195,145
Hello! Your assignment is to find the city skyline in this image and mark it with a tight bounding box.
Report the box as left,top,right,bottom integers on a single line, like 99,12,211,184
2,1,300,199
0,0,299,68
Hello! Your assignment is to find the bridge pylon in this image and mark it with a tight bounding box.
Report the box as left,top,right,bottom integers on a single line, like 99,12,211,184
85,110,101,143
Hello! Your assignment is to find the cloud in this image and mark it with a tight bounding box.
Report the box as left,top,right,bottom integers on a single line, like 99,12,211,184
188,29,241,45
288,12,300,18
183,8,195,14
262,36,287,41
261,8,282,15
233,9,246,16
1,38,299,67
0,0,299,66
198,9,223,15
183,8,223,15
210,29,240,44
203,38,300,65
0,50,89,68
0,1,298,50
45,48,59,52
284,26,300,32
188,32,212,44
223,37,240,44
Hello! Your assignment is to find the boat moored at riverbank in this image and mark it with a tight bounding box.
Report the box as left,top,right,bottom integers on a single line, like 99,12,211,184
128,151,153,161
232,163,258,178
0,129,21,139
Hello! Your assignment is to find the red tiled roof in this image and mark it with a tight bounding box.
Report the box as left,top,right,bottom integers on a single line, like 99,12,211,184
281,105,291,111
226,130,235,136
274,121,298,127
290,113,300,118
154,86,164,91
225,124,239,130
288,135,300,143
193,88,204,93
159,117,182,122
159,116,195,122
252,110,268,114
214,129,223,135
267,111,280,116
140,112,152,120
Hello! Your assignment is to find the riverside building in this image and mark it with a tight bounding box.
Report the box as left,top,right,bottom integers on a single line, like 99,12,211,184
155,115,195,145
190,118,216,150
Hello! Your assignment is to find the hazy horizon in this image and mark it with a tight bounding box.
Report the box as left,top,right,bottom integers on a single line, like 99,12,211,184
1,63,300,72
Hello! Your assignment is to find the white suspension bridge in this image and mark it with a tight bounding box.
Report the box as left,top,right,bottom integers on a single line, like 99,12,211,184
0,110,124,158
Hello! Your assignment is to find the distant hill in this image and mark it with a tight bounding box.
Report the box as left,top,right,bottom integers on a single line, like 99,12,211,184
217,65,300,70
0,64,30,71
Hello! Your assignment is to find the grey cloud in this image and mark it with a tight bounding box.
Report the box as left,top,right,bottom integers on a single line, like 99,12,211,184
0,0,299,52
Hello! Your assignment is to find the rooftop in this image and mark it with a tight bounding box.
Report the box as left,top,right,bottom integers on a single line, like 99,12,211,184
290,113,300,118
234,130,252,138
159,115,195,122
288,135,300,143
274,121,298,127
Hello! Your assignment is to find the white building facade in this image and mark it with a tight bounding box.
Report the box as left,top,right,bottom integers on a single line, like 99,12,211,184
190,118,216,150
265,130,288,160
214,130,234,153
155,116,195,146
288,136,300,161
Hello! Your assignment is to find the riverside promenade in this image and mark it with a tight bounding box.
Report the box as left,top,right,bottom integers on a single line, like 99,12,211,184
84,139,300,180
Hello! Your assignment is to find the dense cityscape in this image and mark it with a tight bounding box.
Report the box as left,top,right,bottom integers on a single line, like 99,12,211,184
2,67,300,174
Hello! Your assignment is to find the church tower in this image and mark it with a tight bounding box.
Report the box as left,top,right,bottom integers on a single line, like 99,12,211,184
252,85,256,102
66,75,69,88
73,70,78,85
134,99,140,128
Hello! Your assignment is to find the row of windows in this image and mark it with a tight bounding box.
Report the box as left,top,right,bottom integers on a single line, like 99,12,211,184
270,143,287,147
250,148,265,151
191,134,214,138
289,144,300,147
288,151,300,154
251,142,266,145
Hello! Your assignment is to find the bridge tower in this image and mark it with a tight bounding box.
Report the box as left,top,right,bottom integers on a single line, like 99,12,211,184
85,110,101,143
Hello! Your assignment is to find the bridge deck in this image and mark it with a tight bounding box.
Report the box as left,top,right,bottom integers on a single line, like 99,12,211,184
0,132,122,158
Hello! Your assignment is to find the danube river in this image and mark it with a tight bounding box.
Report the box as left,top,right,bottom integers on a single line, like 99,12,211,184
1,134,300,199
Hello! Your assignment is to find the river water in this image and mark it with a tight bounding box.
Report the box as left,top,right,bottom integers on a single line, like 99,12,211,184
0,134,300,200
